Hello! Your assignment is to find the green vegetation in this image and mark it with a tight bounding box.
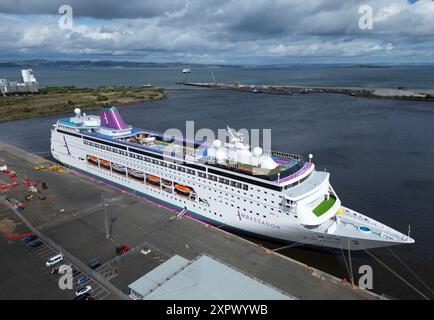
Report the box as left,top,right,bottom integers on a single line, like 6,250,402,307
313,195,336,217
0,86,167,122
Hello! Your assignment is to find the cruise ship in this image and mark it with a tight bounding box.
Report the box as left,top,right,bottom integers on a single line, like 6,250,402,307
50,105,415,251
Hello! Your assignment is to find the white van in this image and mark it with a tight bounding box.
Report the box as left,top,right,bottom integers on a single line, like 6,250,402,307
45,254,63,267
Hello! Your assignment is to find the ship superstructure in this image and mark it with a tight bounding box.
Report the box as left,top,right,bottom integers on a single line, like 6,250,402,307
50,105,414,250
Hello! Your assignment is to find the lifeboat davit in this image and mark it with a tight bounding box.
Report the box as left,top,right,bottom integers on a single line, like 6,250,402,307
112,163,126,172
175,184,192,195
128,168,144,179
162,179,172,187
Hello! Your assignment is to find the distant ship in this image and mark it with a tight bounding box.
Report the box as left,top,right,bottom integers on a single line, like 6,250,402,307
182,68,191,73
51,105,414,251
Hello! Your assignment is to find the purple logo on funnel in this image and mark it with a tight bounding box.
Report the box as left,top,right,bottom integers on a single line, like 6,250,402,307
100,105,127,130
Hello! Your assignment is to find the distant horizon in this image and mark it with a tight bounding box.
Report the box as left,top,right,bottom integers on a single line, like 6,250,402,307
1,58,434,68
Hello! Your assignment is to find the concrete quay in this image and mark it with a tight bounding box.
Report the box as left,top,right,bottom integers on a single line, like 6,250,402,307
0,140,381,300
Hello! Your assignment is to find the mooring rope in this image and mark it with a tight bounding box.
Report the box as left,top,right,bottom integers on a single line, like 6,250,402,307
272,238,315,252
347,241,355,287
363,249,430,300
340,245,353,285
387,247,433,296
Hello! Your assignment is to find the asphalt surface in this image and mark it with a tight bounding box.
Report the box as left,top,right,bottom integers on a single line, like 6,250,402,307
0,204,111,300
0,140,380,300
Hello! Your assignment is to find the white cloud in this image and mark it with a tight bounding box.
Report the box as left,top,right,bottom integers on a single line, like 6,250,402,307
0,0,433,63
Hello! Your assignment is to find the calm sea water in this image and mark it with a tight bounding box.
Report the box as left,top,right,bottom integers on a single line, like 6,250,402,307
0,66,433,299
1,65,434,89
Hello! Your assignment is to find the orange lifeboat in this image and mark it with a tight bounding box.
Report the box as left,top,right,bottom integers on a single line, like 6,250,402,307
147,175,161,184
88,156,98,164
100,159,110,168
175,184,192,195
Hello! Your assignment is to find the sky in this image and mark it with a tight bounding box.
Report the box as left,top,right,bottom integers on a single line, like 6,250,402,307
0,0,433,65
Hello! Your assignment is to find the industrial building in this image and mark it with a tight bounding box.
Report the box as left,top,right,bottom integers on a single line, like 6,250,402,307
0,69,39,95
128,254,295,300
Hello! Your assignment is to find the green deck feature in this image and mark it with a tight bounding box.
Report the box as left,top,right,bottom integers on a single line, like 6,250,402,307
313,195,336,217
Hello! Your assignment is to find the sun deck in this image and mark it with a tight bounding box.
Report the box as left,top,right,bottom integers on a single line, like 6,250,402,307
59,114,309,185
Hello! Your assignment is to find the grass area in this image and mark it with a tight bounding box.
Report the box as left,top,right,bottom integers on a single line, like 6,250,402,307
0,86,167,122
313,195,336,217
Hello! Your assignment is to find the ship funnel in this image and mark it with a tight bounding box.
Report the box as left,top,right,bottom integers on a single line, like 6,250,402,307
100,104,127,130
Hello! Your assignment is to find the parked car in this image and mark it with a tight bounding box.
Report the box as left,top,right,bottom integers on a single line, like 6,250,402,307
140,248,151,255
45,254,63,267
23,235,38,243
116,245,129,255
27,239,43,248
75,286,92,297
72,268,81,277
74,292,90,300
76,275,89,285
88,259,101,269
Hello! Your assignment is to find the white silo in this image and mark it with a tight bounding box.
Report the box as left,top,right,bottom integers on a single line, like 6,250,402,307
21,69,37,83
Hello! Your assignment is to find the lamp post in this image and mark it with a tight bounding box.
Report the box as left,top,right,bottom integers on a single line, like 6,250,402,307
102,192,110,239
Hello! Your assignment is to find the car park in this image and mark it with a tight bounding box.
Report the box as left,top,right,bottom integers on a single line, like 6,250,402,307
75,286,92,297
72,268,81,277
45,254,63,267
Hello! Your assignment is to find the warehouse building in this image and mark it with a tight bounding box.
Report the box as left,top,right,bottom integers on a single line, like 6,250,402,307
128,254,295,300
1,69,38,95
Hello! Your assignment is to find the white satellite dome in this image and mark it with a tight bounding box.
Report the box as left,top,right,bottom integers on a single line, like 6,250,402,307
253,147,263,157
215,149,226,162
213,139,222,149
261,157,278,170
74,108,81,116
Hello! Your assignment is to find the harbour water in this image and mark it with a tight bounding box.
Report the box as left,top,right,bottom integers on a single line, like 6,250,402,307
0,66,433,299
1,64,434,89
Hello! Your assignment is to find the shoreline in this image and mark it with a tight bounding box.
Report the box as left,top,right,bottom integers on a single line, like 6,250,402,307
0,86,167,123
182,82,434,101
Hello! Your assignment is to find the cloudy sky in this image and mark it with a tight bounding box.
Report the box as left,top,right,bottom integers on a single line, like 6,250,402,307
0,0,433,64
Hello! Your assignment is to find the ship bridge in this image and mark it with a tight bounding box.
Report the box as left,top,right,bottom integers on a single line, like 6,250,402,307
283,170,342,226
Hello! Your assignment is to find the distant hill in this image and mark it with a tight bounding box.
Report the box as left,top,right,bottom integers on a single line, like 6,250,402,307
0,59,242,69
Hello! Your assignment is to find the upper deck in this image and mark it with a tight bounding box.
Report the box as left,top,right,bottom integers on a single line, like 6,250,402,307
55,106,313,188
